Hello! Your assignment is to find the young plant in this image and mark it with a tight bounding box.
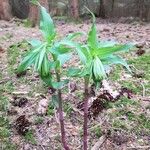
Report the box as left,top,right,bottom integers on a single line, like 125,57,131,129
68,7,133,150
17,3,82,150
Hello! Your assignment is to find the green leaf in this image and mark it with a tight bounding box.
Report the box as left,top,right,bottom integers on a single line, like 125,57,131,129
99,40,117,47
65,32,84,40
37,46,46,70
101,55,131,72
40,6,55,42
67,67,89,77
49,45,71,55
52,79,69,89
80,45,92,63
39,54,50,76
51,40,87,64
41,74,52,86
30,0,39,5
41,75,69,89
67,68,81,77
88,23,98,50
51,95,59,108
84,6,96,23
28,39,42,47
49,61,56,70
97,44,133,58
85,7,98,50
49,40,77,55
57,53,72,66
92,56,106,80
17,47,41,73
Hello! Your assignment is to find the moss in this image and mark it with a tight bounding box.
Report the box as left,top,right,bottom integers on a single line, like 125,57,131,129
34,116,44,125
0,96,9,112
91,126,102,138
7,41,30,74
0,140,17,150
121,81,142,94
63,103,73,116
137,114,150,130
109,66,122,81
129,55,150,75
113,97,138,108
24,130,37,144
0,127,10,138
0,81,14,94
112,119,127,130
47,103,55,116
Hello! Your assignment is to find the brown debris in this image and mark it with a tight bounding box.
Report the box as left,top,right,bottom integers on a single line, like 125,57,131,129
89,87,133,118
11,96,28,107
16,70,27,78
109,132,129,146
48,87,56,94
120,87,133,99
133,72,145,78
89,98,107,119
7,107,18,115
15,115,31,135
0,46,4,52
136,49,145,56
69,82,77,93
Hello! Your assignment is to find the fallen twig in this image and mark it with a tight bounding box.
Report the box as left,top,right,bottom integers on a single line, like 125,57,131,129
91,135,107,150
127,145,150,149
70,103,84,116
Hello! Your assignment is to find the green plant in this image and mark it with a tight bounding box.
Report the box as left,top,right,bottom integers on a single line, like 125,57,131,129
68,7,133,150
17,3,83,150
17,3,133,149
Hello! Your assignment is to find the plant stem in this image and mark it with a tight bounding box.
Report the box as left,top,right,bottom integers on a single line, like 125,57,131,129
56,71,70,150
83,77,89,150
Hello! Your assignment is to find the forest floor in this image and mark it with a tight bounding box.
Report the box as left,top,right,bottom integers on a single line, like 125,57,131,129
0,18,150,150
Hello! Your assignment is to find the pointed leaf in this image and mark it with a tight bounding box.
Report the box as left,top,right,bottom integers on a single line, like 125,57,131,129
101,55,131,72
51,95,59,108
65,32,85,40
28,39,42,47
17,48,40,73
51,79,69,89
99,40,117,47
97,44,133,58
92,56,106,80
57,53,72,66
40,6,55,42
88,24,98,50
67,68,81,77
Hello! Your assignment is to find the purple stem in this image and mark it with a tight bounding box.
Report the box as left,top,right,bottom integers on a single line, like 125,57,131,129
83,77,89,150
56,72,70,150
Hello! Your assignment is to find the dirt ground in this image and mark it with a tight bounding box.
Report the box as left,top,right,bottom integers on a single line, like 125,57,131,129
0,19,150,150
